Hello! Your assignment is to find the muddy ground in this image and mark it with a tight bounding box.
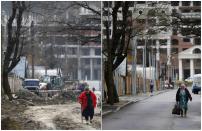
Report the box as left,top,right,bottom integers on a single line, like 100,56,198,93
1,89,101,130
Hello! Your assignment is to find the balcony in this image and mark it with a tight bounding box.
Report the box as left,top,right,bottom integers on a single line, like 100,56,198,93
180,12,201,19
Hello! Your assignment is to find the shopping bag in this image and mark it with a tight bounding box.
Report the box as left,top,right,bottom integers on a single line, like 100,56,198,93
172,103,181,115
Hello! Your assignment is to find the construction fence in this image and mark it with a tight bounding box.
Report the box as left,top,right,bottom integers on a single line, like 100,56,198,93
114,73,161,96
8,76,23,94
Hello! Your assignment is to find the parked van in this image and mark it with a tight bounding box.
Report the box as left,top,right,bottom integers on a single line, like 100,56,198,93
22,79,40,94
192,74,201,94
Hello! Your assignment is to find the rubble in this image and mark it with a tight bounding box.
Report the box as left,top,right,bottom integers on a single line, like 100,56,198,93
2,84,100,130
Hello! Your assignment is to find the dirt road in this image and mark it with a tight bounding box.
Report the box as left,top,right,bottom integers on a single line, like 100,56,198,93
24,102,101,130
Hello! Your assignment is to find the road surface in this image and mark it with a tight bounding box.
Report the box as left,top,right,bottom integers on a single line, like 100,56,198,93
102,88,201,130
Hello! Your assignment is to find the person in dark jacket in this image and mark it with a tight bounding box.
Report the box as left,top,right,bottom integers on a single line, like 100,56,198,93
176,83,192,117
78,87,97,124
150,80,154,96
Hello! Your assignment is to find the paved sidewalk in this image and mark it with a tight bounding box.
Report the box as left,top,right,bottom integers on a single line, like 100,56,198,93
102,89,173,117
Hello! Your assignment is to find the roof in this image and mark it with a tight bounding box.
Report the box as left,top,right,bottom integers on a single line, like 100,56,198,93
24,79,39,81
178,45,201,59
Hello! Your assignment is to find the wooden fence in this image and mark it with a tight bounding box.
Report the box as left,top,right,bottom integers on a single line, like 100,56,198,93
8,76,23,93
115,74,160,96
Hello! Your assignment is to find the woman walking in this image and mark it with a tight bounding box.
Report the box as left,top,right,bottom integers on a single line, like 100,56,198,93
176,83,192,117
78,86,97,124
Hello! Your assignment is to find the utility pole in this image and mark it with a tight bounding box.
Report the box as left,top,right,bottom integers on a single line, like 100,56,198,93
132,36,137,95
143,41,146,93
31,21,35,78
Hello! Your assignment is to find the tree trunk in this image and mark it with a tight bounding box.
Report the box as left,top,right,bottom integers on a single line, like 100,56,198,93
105,60,119,105
2,70,13,100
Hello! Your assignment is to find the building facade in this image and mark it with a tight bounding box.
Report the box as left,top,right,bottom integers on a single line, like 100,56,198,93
2,2,101,81
170,1,201,80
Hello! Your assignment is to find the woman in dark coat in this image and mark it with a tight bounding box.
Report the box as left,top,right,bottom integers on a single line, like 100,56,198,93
176,83,192,117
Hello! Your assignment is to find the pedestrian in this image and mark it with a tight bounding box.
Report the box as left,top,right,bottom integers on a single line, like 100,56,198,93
150,80,154,96
176,83,192,117
92,87,95,92
78,86,97,124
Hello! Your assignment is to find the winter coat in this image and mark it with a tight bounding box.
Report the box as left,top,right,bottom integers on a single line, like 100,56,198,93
78,91,97,111
176,88,192,102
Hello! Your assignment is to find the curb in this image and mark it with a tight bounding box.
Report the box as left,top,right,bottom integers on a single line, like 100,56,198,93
102,110,113,116
115,101,134,112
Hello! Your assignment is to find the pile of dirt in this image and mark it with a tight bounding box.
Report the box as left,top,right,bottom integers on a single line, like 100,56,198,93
15,89,43,102
54,117,84,130
1,99,45,130
14,89,81,105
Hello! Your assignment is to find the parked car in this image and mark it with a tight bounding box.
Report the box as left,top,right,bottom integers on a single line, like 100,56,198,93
22,79,40,94
192,74,201,94
185,77,193,83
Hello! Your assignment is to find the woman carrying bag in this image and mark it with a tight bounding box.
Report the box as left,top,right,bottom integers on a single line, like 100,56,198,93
176,83,192,117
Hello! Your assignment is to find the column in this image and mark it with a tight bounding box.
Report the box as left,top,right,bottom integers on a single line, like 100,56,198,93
78,45,81,80
90,48,94,80
179,59,183,80
167,39,171,65
190,59,194,77
190,38,194,45
90,58,93,80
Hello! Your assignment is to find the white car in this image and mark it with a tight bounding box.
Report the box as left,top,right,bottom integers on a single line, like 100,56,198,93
185,77,193,83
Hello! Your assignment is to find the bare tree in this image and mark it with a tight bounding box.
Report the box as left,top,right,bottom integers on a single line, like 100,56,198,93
2,2,26,100
103,1,171,104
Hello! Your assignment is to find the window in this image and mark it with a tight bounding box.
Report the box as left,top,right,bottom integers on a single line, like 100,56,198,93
193,1,201,6
181,28,191,36
171,1,179,6
172,28,178,35
181,9,191,13
137,39,145,45
172,39,179,45
94,58,101,65
182,1,191,6
103,1,112,7
194,38,201,45
81,59,90,67
159,39,167,45
160,48,167,54
103,29,111,36
171,48,178,54
185,59,189,63
137,1,145,4
82,69,90,80
67,48,77,55
95,48,101,56
81,48,90,55
148,39,156,45
148,2,157,7
128,1,134,7
183,38,190,42
103,21,111,27
193,48,201,53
